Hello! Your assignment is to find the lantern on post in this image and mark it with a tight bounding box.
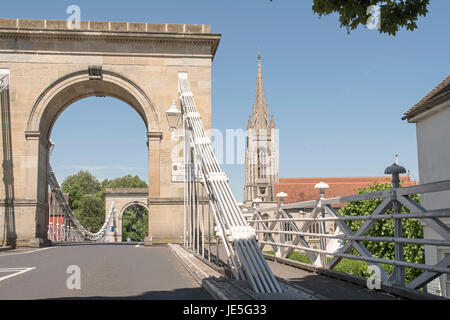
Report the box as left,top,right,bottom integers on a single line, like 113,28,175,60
314,182,329,199
276,192,288,206
384,158,407,285
165,100,181,131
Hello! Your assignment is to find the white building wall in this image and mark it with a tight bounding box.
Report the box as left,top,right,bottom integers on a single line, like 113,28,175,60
415,105,450,296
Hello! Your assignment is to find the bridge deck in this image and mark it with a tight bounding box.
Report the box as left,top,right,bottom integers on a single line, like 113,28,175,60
0,244,210,300
266,259,399,300
211,244,400,300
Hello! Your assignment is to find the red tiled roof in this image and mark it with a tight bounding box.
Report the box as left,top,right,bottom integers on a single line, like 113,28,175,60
403,75,450,120
275,176,416,205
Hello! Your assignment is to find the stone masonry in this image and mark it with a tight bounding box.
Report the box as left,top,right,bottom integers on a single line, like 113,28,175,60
0,18,221,247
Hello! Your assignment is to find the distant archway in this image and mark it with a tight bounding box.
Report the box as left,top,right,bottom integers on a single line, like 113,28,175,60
121,203,148,242
104,188,148,242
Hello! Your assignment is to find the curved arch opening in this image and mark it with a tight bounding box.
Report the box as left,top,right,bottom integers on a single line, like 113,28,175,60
28,71,163,244
120,203,148,242
48,96,149,241
28,70,160,139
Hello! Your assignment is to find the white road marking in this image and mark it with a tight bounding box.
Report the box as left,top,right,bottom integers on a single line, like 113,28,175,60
0,267,36,283
0,247,52,257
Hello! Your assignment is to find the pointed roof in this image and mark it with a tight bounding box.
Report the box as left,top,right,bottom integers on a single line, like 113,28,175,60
252,54,269,128
402,75,450,121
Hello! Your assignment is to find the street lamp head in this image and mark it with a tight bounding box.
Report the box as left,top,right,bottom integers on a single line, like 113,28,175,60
165,100,181,130
384,163,406,175
315,182,329,198
276,192,288,198
314,182,329,190
276,192,288,205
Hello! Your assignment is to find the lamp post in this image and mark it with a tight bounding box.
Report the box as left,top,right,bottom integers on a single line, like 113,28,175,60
314,182,329,267
276,192,288,206
314,181,329,199
165,100,181,131
166,99,189,247
385,159,407,285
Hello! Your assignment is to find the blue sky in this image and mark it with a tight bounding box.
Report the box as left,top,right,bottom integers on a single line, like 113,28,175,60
2,1,449,201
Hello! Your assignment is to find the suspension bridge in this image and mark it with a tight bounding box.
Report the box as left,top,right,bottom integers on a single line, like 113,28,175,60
0,19,449,300
2,72,449,299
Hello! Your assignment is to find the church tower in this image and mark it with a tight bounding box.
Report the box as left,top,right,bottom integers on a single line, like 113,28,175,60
244,54,278,207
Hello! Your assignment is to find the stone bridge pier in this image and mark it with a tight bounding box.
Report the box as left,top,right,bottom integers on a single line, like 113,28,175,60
0,18,220,247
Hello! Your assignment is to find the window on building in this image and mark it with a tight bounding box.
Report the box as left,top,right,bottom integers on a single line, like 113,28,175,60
281,222,293,242
257,147,267,179
309,221,320,239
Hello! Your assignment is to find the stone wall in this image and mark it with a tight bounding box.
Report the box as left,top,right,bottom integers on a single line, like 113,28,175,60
0,18,220,247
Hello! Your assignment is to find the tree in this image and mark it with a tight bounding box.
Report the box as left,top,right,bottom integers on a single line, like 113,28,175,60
122,205,148,242
101,175,148,241
270,0,429,35
74,195,104,233
338,182,424,282
61,171,101,211
60,171,148,238
99,175,148,201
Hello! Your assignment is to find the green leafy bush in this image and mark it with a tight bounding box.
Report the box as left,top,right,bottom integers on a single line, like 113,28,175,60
338,182,424,282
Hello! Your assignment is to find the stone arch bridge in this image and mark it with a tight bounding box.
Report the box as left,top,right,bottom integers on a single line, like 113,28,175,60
0,18,220,247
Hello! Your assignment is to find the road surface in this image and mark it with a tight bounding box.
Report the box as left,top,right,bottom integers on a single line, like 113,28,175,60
0,244,211,300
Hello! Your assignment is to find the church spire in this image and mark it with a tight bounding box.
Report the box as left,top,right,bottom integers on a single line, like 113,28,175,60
252,53,269,127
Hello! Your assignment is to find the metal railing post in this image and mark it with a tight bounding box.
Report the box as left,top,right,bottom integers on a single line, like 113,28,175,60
385,161,407,286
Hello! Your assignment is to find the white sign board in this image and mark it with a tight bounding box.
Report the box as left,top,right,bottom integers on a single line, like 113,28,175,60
172,162,202,182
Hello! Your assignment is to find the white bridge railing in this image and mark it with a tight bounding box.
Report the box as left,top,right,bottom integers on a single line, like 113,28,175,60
179,72,282,294
246,166,450,293
47,165,115,242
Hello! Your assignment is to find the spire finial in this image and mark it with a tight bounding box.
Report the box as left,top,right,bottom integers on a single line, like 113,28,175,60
252,50,268,127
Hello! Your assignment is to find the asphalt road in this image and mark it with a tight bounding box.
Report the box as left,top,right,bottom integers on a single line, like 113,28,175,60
0,244,211,300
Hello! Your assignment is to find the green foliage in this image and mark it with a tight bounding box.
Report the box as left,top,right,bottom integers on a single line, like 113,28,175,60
74,195,104,233
98,175,148,201
61,171,101,211
333,258,370,277
265,251,312,264
309,0,429,35
288,251,312,264
267,250,377,277
338,182,424,282
102,174,148,189
122,205,148,242
61,171,148,237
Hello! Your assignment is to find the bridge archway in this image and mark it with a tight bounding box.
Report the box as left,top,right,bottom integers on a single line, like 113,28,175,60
30,71,160,246
0,18,219,247
104,188,148,242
